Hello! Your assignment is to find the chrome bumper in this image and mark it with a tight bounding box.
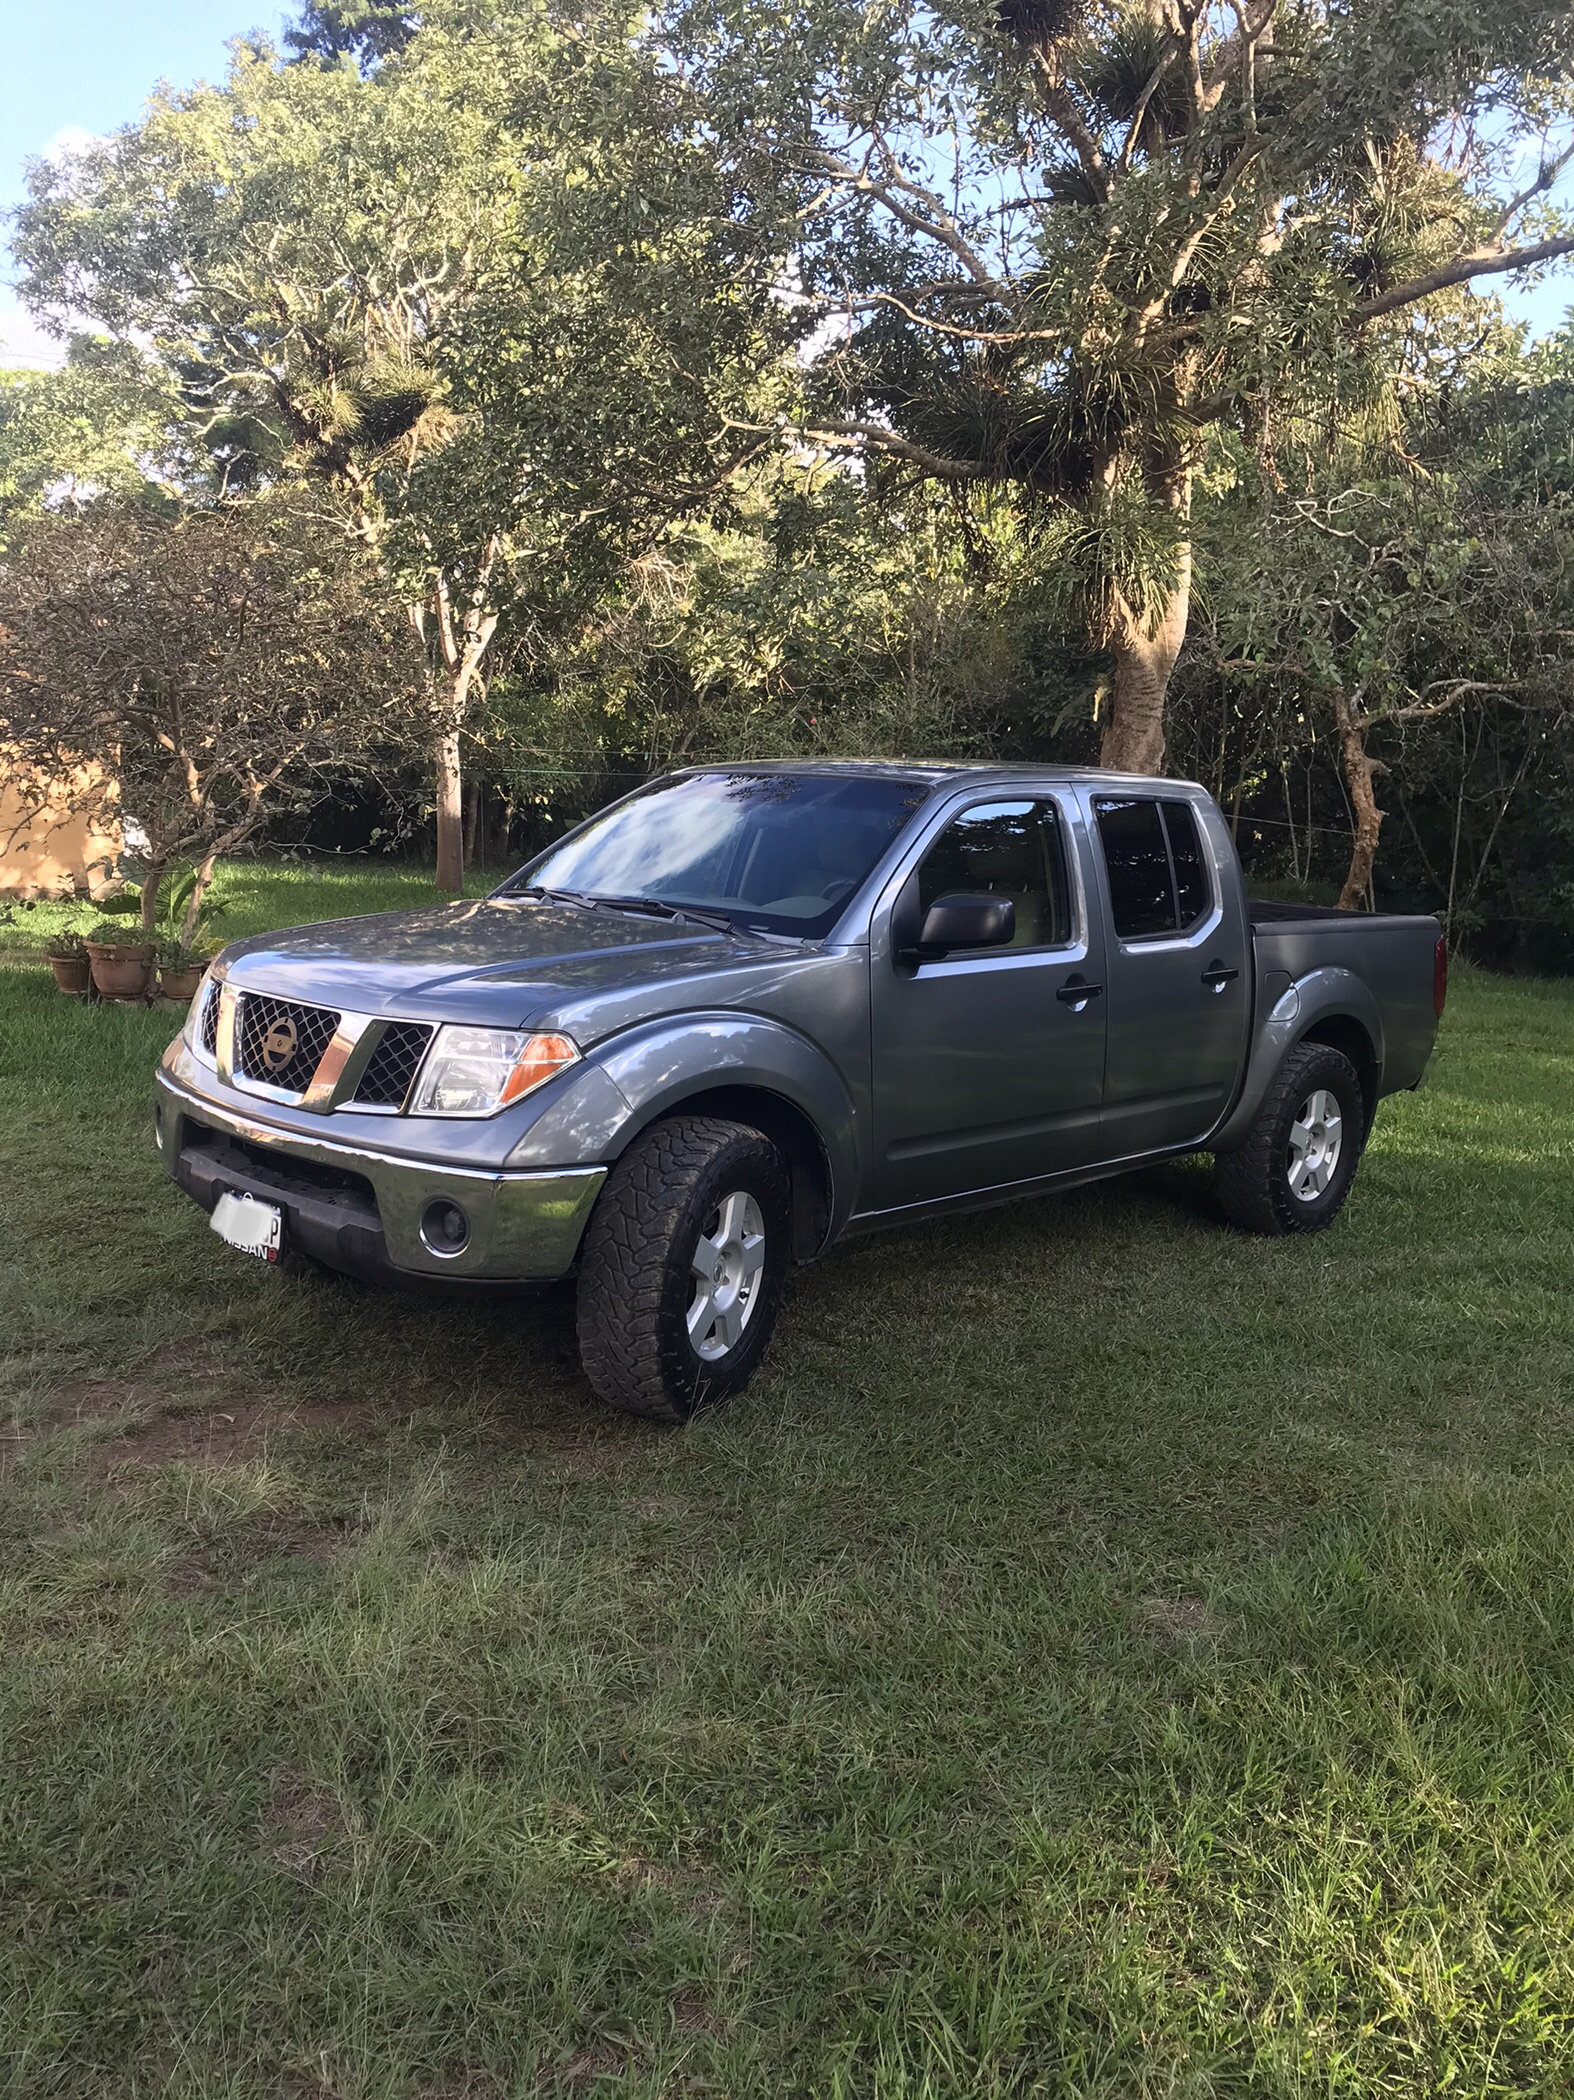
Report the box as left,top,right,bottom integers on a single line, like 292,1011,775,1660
155,1070,606,1283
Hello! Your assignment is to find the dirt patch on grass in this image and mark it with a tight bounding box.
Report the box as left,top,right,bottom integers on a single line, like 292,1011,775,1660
91,1388,376,1476
264,1764,343,1885
1136,1594,1230,1646
163,1512,350,1594
669,1986,728,2039
559,2041,630,2094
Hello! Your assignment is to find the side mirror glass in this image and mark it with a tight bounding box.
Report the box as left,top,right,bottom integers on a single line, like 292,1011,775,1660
918,892,1015,954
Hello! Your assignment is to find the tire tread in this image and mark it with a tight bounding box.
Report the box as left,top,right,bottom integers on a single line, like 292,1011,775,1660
1214,1041,1365,1235
576,1115,786,1423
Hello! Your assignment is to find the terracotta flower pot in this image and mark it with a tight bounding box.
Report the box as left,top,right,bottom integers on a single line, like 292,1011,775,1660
85,938,155,1002
159,964,207,1002
47,953,93,996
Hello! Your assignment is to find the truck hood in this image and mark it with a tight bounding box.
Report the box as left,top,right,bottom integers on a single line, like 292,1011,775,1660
219,897,807,1033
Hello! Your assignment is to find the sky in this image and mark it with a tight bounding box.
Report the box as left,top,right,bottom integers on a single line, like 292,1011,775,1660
1,0,1570,371
0,0,286,369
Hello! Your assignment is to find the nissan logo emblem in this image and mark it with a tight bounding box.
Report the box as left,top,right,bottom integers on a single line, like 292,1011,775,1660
260,1017,299,1072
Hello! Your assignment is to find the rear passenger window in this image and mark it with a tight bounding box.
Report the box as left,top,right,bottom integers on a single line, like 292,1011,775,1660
918,799,1071,948
1094,796,1214,939
1162,800,1210,927
1093,798,1173,937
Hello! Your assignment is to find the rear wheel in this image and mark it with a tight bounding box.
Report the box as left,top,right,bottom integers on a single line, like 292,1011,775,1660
1214,1041,1367,1235
575,1115,791,1423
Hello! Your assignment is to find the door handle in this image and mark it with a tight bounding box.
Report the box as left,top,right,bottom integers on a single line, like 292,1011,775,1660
1201,962,1240,992
1056,976,1103,1008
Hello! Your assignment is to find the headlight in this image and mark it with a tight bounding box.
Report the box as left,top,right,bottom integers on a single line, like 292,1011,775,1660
183,966,219,1056
409,1027,579,1117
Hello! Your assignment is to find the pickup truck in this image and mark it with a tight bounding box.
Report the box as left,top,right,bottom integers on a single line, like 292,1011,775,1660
154,763,1446,1422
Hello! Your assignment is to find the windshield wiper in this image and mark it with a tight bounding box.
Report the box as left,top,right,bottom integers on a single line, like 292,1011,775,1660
587,894,744,938
506,885,596,909
506,885,742,937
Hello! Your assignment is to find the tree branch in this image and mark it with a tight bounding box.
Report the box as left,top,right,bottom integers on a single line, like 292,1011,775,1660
1353,235,1574,321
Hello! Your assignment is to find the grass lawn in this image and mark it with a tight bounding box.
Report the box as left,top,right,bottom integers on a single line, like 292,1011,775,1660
2,863,1573,2097
1,856,496,957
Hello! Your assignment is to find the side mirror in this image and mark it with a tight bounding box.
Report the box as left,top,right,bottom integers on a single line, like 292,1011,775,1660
918,892,1015,955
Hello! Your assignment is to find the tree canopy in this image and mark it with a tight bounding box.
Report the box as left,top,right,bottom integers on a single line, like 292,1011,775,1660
668,0,1574,768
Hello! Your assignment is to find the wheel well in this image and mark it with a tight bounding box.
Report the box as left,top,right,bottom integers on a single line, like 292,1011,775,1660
1298,1014,1379,1123
642,1086,834,1261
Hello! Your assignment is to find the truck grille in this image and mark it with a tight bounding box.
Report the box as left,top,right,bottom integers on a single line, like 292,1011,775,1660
352,1021,433,1109
233,992,341,1095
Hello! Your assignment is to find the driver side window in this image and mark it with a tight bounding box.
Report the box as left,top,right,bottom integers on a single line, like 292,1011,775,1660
917,799,1071,949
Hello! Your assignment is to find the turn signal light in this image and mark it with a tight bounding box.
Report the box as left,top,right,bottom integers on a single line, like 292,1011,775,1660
499,1033,580,1106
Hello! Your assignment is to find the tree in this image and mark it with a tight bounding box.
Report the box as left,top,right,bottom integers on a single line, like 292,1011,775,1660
0,504,412,933
1168,325,1574,912
284,0,417,66
12,3,791,889
0,338,186,546
671,0,1574,772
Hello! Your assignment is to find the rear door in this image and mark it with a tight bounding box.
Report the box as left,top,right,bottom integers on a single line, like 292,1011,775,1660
1088,791,1251,1157
867,791,1108,1210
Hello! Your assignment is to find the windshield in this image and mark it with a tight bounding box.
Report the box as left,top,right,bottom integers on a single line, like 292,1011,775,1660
506,772,932,938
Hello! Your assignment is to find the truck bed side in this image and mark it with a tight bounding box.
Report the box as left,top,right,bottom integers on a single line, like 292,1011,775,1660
1209,901,1441,1151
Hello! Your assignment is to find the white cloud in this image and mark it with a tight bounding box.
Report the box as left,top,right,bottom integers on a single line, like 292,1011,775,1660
42,125,102,160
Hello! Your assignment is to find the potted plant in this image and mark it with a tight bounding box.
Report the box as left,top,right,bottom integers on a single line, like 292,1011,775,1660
83,921,156,1002
157,938,212,1003
44,929,93,996
95,867,227,1002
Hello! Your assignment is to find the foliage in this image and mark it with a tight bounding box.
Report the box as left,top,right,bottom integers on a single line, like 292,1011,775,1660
284,0,418,66
0,502,414,932
1170,327,1574,914
11,2,797,888
82,921,153,948
94,867,230,963
666,0,1574,768
0,338,187,545
42,928,86,960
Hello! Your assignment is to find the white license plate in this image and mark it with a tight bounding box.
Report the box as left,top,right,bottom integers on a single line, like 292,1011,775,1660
210,1190,283,1262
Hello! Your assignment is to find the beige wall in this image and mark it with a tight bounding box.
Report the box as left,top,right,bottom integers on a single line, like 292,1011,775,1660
0,757,122,898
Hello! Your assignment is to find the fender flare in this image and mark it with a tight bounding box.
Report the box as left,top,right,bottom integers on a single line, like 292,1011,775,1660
1210,966,1385,1153
504,1010,859,1241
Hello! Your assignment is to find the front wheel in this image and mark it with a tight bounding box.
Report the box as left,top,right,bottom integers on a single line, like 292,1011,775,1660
575,1116,791,1423
1213,1041,1367,1236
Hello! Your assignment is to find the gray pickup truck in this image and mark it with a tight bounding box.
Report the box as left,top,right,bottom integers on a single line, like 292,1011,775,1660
155,763,1446,1421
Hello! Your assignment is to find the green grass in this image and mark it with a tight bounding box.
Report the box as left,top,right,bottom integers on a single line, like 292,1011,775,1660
1,856,496,956
2,872,1573,2097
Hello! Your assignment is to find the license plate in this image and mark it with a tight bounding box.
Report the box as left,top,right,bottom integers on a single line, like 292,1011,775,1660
211,1190,283,1262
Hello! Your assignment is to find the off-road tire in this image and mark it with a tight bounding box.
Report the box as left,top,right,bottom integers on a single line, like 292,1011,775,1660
1214,1041,1367,1236
575,1116,791,1424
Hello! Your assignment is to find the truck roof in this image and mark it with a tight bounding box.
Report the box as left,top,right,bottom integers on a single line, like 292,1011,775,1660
678,758,1207,793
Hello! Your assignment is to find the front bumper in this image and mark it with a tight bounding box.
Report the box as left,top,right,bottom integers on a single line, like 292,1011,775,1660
155,1070,606,1287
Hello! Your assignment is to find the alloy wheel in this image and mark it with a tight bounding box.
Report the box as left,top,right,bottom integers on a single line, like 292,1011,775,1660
688,1190,767,1361
1287,1087,1343,1200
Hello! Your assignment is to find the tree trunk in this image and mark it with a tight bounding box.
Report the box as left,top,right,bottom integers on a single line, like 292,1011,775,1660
1099,541,1193,776
139,859,166,936
434,724,464,895
1334,691,1384,910
462,773,481,868
180,849,219,947
409,556,501,898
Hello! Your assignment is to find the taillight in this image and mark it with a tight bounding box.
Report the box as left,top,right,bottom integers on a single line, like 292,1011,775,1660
1434,934,1448,1018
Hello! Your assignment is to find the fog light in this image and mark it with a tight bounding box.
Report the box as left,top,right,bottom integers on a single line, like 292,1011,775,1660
420,1198,470,1256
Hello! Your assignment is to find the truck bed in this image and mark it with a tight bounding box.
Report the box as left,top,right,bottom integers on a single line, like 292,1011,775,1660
1248,898,1441,1095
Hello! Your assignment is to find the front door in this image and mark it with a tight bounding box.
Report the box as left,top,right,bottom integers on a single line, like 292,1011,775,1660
869,795,1108,1211
1089,792,1251,1157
